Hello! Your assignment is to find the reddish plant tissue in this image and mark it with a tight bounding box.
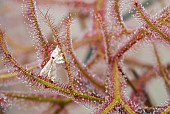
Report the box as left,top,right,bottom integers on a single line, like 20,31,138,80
0,0,170,114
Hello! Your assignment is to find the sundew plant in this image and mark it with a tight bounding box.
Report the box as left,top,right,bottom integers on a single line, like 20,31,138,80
0,0,170,114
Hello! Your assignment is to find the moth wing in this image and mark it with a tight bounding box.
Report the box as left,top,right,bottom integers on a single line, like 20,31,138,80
40,59,52,76
48,62,57,81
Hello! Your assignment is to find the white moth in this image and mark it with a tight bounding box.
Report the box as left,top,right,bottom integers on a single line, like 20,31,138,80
40,46,64,81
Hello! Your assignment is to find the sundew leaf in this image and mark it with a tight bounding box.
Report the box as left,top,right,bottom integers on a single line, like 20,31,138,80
64,15,105,91
109,5,170,65
153,44,170,87
22,0,51,67
0,63,39,87
0,91,72,104
94,60,137,114
95,12,112,64
133,0,170,42
156,6,170,27
0,64,38,79
107,0,127,32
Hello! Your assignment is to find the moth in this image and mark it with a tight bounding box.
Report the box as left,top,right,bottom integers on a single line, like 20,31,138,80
40,46,64,81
